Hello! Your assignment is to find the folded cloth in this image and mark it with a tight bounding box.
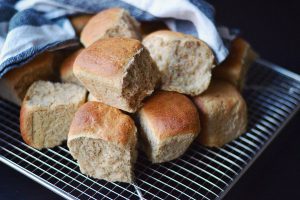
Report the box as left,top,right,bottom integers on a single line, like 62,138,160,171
0,0,228,78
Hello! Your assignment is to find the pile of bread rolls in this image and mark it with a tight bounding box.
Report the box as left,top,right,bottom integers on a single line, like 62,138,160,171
0,8,257,183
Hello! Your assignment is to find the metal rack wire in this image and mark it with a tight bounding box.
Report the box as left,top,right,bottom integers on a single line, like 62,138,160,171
0,59,299,200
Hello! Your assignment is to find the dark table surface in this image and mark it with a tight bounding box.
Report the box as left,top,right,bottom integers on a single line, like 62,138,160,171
1,1,299,199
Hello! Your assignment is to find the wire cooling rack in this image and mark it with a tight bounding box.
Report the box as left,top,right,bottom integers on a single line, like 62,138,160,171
0,59,300,200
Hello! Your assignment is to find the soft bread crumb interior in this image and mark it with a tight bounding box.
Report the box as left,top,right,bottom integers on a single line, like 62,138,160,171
105,10,140,40
24,81,86,149
68,137,136,183
144,37,214,95
122,48,159,110
75,48,159,113
26,82,86,107
32,105,79,148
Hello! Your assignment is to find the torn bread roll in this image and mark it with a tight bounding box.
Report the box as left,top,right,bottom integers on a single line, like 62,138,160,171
73,38,160,113
80,8,141,47
143,30,215,96
67,101,137,183
137,91,200,163
59,49,83,85
213,38,258,90
20,81,87,149
0,53,55,105
193,79,247,147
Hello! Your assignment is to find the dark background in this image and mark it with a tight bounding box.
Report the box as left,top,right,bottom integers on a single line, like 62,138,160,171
214,0,300,199
0,0,299,199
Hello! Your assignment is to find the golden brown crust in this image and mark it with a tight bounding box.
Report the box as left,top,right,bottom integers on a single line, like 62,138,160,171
74,38,142,77
68,101,136,147
19,102,32,146
213,38,258,89
80,8,141,47
193,80,243,120
139,91,200,140
193,79,247,147
80,8,122,46
60,49,83,78
70,14,93,34
196,79,240,100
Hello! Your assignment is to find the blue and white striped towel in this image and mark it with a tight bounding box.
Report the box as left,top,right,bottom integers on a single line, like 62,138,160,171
0,0,229,78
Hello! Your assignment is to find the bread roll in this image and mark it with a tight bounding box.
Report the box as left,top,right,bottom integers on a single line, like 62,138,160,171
143,30,215,96
193,79,247,147
20,81,87,149
70,14,93,35
0,53,55,105
59,49,83,85
74,38,160,113
213,38,258,90
137,91,200,163
67,101,137,183
80,8,141,47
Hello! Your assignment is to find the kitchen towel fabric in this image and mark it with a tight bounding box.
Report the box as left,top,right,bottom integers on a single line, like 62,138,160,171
0,0,228,78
